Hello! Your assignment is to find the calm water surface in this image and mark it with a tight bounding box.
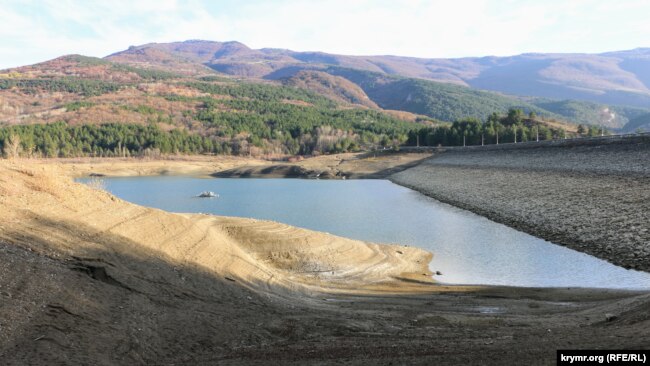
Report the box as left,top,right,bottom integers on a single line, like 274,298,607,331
82,177,650,289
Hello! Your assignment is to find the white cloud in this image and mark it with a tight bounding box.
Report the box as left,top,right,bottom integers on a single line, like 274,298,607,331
1,0,649,69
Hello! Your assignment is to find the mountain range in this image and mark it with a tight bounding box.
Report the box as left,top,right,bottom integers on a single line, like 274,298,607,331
106,40,650,130
2,40,650,132
109,41,650,105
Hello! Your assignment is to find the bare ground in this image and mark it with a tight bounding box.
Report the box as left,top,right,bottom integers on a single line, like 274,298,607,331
22,155,271,178
212,151,432,179
1,158,649,365
21,151,431,180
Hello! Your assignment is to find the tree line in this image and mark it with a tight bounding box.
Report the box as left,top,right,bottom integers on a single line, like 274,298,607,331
0,122,229,158
0,118,410,159
407,109,606,147
0,78,123,97
1,107,597,159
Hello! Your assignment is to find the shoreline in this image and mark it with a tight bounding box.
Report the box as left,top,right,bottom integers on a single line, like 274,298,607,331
43,147,650,275
87,171,650,290
22,155,272,178
23,151,433,179
2,160,650,364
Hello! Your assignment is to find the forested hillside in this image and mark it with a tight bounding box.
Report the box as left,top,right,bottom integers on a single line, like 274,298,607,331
3,44,637,159
0,58,424,158
623,113,650,132
528,99,650,129
320,67,551,122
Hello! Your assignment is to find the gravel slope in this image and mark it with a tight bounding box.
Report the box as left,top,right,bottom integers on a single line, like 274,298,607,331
392,138,650,272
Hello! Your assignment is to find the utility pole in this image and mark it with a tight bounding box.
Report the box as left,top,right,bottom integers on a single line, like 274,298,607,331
416,134,419,147
481,132,484,146
463,134,466,147
496,127,499,145
514,125,517,143
536,125,539,142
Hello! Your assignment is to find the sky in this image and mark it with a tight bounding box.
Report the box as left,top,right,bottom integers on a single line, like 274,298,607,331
1,0,649,69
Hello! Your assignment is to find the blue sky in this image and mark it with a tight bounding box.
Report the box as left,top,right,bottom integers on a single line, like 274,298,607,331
1,0,649,69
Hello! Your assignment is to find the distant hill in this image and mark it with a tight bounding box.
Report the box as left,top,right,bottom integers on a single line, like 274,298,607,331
317,67,557,123
0,52,611,160
276,66,646,128
623,113,650,132
7,47,649,129
281,70,378,109
526,99,650,129
3,40,649,160
3,54,184,82
0,55,429,158
106,40,650,109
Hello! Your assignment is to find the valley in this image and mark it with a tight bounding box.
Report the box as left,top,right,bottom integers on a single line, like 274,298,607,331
1,34,649,365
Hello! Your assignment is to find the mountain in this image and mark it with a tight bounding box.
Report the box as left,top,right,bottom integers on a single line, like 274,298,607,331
5,44,649,132
3,40,649,160
526,99,650,129
317,67,556,123
623,113,650,132
276,66,644,128
0,55,432,158
107,40,650,109
282,70,378,109
0,55,567,127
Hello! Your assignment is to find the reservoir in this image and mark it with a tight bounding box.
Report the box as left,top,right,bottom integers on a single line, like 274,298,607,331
81,176,650,289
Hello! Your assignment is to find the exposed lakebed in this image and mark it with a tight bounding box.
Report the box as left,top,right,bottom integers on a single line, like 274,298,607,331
80,176,650,289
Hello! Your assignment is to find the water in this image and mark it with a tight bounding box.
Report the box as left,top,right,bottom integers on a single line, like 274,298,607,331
80,176,650,289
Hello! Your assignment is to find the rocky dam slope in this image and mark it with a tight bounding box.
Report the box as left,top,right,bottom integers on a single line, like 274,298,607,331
392,135,650,272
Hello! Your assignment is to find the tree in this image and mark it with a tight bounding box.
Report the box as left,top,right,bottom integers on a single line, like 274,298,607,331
3,134,21,158
506,108,524,125
487,112,500,124
577,124,586,134
587,125,601,137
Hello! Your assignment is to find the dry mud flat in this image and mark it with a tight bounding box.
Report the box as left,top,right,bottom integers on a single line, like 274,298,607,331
27,155,271,178
1,160,649,365
29,151,431,180
392,137,650,272
213,151,432,179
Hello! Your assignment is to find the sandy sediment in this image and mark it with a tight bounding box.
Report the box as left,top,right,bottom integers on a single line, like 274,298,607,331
1,160,650,365
0,162,433,295
392,139,650,272
20,151,431,180
24,155,272,178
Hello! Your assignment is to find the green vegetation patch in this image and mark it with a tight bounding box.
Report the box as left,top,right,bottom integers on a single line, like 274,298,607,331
529,99,650,129
186,81,337,107
64,100,96,111
325,67,557,122
0,78,123,96
62,55,111,67
0,122,227,158
111,64,182,80
408,109,596,147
